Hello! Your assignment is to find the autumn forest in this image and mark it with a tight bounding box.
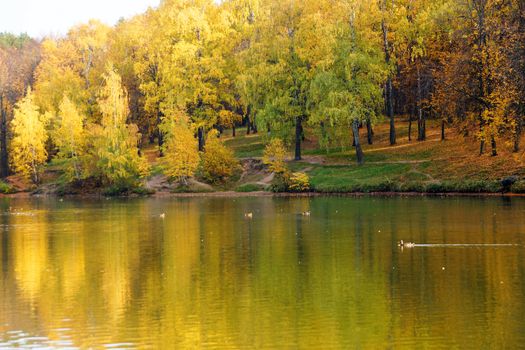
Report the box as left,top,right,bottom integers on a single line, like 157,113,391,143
0,0,524,194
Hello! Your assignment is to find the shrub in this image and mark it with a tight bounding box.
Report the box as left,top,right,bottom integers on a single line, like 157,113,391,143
397,182,426,192
270,171,310,192
162,122,200,184
456,180,501,193
425,182,451,193
270,173,290,193
288,172,310,192
0,181,13,194
262,138,288,173
424,180,501,193
511,180,525,193
360,179,395,192
202,129,239,182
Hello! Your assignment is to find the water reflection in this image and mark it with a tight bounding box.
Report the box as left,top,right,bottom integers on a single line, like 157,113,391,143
0,196,524,348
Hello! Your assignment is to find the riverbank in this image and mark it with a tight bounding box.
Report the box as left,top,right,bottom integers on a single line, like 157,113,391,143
3,189,525,200
1,119,524,198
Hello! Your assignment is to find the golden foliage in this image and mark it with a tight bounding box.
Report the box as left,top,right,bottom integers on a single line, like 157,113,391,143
10,88,48,183
262,138,288,174
202,129,239,182
288,172,311,192
54,95,86,181
163,121,200,183
87,66,149,187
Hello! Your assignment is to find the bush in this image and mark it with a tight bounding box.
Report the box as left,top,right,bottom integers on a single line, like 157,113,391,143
511,180,525,193
455,180,501,193
269,172,310,192
202,130,240,182
397,182,426,192
360,179,395,192
425,182,452,193
424,180,501,193
262,138,288,173
0,181,13,194
270,173,290,192
162,122,200,184
288,172,310,192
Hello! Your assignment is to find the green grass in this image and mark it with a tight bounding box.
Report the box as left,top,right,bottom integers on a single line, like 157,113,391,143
307,163,411,193
224,133,265,158
235,183,266,192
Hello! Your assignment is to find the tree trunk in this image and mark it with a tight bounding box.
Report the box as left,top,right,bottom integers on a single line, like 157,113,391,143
320,121,327,145
514,116,522,152
157,110,164,156
491,135,497,156
198,126,205,152
441,120,445,141
251,116,257,134
232,124,236,137
387,78,395,145
366,118,373,145
352,120,364,165
295,117,302,161
381,3,396,146
416,64,426,141
0,96,8,178
408,110,413,141
479,115,485,155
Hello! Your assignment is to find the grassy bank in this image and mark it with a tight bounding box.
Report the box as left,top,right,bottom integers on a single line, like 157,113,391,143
222,118,525,195
2,118,524,197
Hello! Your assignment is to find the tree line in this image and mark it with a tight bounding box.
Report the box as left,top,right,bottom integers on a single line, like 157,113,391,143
0,0,523,187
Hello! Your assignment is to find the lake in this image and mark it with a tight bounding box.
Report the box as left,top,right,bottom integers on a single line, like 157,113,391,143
0,196,524,349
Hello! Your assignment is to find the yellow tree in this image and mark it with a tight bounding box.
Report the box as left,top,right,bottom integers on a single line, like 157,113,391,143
202,129,239,182
10,88,49,183
90,66,149,189
161,114,200,184
33,20,110,119
54,95,86,181
262,138,288,174
157,0,231,150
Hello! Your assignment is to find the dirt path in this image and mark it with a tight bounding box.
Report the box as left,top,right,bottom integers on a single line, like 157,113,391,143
256,173,274,186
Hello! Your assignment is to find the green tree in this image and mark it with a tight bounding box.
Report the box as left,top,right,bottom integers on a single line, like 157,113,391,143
310,1,386,165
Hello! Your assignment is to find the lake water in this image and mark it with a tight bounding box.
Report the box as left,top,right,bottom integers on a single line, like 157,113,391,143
0,196,524,349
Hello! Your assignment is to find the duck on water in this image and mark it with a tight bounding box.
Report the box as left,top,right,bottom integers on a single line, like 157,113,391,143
397,240,519,248
398,240,415,248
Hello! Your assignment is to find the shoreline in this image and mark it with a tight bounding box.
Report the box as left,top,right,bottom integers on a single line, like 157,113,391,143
2,190,525,199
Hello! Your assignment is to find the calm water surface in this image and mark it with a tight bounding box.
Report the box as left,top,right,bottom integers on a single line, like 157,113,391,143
0,196,524,349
